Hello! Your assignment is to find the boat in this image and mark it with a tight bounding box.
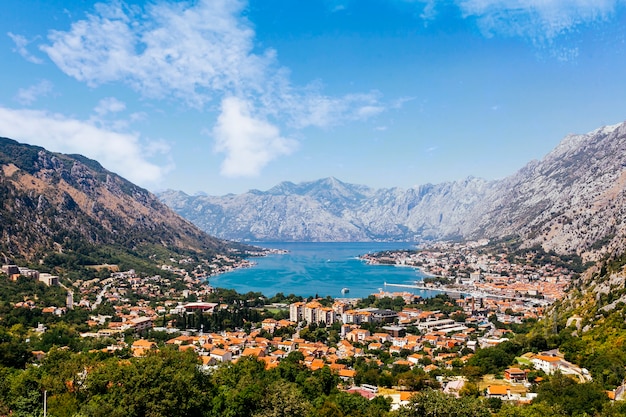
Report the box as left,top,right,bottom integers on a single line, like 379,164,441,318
341,287,350,294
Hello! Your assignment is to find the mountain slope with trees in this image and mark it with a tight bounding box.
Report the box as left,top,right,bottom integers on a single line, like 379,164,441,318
0,137,247,273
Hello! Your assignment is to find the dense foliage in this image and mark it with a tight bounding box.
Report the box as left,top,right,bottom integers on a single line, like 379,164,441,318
0,350,394,417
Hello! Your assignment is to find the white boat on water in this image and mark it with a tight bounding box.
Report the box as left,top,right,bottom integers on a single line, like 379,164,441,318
341,287,350,294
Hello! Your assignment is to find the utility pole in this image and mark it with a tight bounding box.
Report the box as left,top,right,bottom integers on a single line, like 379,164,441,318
43,390,47,417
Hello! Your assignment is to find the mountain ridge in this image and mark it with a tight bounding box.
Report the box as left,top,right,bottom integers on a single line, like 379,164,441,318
159,120,626,260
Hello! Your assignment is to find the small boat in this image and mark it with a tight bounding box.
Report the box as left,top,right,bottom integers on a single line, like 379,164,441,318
341,287,350,294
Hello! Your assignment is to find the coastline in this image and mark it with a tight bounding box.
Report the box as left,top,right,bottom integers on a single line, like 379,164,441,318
359,254,436,278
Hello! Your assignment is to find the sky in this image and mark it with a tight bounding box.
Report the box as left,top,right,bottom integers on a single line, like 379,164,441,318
1,0,625,196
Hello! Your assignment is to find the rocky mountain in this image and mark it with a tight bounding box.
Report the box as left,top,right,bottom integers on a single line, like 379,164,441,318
0,137,244,269
158,176,496,243
475,122,626,261
159,120,626,260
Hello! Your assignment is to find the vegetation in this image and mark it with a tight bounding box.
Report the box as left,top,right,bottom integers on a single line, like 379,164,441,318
0,350,394,417
3,134,626,417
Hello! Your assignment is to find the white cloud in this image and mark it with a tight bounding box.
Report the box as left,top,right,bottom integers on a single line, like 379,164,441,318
456,0,622,41
36,0,386,176
394,0,623,43
94,97,126,116
212,97,297,177
40,0,269,106
8,32,43,64
0,106,166,186
15,80,53,105
279,91,385,129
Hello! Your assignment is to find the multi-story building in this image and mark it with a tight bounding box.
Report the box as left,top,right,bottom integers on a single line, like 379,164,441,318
289,301,305,323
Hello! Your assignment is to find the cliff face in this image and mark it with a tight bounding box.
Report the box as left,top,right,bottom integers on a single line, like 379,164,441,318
475,122,626,260
159,120,626,260
0,137,234,261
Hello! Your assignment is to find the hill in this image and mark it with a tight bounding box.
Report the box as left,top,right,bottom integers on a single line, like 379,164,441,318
0,137,248,275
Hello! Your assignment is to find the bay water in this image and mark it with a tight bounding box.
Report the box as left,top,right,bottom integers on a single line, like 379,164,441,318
208,242,437,299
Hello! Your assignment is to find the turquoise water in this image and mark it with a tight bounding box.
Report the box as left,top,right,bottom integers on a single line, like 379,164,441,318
208,242,436,299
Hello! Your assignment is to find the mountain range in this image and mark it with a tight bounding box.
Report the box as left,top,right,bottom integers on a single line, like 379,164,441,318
158,121,626,261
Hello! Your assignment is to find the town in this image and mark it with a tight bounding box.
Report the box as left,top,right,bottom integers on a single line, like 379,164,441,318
0,239,618,414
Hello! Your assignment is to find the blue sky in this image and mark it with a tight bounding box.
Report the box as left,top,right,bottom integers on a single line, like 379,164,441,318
1,0,625,195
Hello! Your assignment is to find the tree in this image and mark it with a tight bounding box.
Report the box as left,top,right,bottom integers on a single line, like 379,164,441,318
78,349,213,417
496,403,568,417
395,389,490,417
211,356,268,417
534,372,608,416
0,328,29,369
253,381,310,417
465,347,514,375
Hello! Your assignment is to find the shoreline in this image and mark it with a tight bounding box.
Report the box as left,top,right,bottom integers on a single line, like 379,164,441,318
359,255,436,278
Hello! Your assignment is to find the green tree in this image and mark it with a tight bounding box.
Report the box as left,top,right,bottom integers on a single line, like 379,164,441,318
465,346,514,375
0,328,30,369
534,372,608,416
496,402,568,417
253,381,310,417
395,389,490,417
78,349,213,417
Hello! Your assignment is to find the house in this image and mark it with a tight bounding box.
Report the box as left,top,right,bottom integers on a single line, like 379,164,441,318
181,302,218,313
210,348,232,362
259,356,279,370
241,347,266,358
129,316,153,332
166,335,194,346
261,318,278,333
38,273,59,286
270,349,288,359
531,355,562,375
382,326,406,338
407,353,423,365
309,358,325,371
346,329,370,343
32,351,46,361
486,385,510,399
368,342,383,351
277,340,297,352
443,379,465,397
131,339,156,350
504,367,527,383
338,369,357,381
131,339,156,357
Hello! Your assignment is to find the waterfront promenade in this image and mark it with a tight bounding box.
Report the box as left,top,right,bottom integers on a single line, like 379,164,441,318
383,282,551,306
